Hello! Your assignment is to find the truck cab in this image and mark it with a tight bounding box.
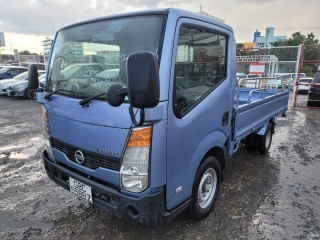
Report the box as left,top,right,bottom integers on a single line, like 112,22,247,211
31,8,288,225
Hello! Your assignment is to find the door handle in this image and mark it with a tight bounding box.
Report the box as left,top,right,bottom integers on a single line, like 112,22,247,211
222,111,229,127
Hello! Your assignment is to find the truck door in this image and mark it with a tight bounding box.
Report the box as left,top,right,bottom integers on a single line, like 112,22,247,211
166,18,234,210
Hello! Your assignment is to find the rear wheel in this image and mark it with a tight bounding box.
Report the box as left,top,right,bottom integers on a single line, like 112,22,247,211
255,123,273,154
189,156,221,221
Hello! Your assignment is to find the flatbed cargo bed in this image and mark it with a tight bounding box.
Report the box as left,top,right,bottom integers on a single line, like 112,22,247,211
229,87,289,155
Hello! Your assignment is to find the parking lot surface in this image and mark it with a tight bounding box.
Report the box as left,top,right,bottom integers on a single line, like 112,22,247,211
0,95,319,239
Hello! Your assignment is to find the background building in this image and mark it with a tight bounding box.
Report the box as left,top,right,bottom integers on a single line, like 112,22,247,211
254,27,287,48
0,32,5,47
42,37,53,55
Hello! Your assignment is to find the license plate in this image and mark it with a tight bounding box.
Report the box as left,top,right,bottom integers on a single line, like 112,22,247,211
69,177,93,203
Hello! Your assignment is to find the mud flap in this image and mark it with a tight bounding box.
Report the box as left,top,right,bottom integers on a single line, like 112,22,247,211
256,119,275,136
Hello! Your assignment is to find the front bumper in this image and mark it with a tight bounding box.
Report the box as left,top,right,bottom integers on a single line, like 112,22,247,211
307,91,320,107
297,89,309,94
42,151,187,225
7,88,24,97
308,91,320,100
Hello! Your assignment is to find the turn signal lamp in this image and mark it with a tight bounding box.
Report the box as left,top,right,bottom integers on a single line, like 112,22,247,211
120,126,152,193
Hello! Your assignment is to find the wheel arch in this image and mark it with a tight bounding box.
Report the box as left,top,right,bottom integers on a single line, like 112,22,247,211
269,118,276,134
256,118,276,136
187,130,228,192
203,146,226,171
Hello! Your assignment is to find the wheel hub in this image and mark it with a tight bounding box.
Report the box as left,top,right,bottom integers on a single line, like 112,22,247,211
202,178,211,192
198,168,217,209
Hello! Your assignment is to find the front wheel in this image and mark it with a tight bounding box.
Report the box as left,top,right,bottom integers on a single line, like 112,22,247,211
189,156,221,221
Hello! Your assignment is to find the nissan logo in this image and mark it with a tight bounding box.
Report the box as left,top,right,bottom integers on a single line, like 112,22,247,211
74,150,85,165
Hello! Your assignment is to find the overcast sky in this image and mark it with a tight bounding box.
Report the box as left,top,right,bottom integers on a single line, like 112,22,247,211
0,0,319,54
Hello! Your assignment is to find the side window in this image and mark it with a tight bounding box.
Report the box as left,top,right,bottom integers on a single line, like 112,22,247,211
174,26,227,114
18,69,27,74
8,69,21,75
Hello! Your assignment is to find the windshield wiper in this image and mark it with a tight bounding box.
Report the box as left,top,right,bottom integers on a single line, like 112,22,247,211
79,92,106,106
44,89,65,99
45,89,89,100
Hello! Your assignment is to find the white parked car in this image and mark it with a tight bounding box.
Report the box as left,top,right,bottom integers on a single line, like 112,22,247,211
294,77,313,93
285,73,306,88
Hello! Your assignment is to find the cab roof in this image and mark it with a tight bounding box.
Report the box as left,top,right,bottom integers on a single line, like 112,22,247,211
59,8,233,34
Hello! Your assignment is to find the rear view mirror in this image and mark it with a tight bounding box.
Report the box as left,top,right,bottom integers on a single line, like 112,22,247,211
106,84,127,107
127,52,159,108
28,64,39,99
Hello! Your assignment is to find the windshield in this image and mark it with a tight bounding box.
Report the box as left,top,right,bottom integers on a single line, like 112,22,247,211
0,67,10,74
46,15,165,99
300,78,313,83
292,73,306,78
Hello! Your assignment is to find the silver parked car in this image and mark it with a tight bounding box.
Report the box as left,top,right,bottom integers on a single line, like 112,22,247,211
6,72,46,99
0,70,45,96
0,66,28,80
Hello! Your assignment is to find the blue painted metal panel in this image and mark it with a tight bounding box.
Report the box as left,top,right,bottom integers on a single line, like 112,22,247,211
149,120,167,190
43,93,131,189
165,16,235,210
235,91,289,141
227,90,289,156
49,112,129,159
45,95,133,129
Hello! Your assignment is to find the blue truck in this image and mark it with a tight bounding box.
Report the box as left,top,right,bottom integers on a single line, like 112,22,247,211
28,8,289,225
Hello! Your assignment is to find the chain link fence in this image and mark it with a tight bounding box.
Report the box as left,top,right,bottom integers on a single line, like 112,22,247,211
236,46,300,78
294,44,320,108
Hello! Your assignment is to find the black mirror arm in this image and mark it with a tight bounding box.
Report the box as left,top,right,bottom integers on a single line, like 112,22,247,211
129,105,145,126
37,87,44,92
117,87,128,96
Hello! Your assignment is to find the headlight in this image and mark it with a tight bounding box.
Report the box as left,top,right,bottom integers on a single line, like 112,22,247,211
120,126,151,193
43,107,54,161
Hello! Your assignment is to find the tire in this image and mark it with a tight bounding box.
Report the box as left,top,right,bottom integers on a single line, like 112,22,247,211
245,133,256,152
255,123,273,154
189,156,221,221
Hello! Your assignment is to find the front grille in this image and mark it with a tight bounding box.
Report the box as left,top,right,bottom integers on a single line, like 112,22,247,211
52,138,121,171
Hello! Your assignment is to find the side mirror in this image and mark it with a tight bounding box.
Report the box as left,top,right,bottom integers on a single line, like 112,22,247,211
28,64,39,94
127,52,159,108
106,84,127,107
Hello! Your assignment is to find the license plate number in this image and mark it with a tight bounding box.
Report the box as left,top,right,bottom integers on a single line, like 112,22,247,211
69,177,93,203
